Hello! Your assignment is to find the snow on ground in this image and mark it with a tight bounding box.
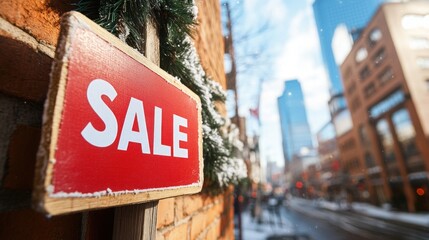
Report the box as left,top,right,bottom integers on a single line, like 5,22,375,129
292,197,429,228
239,207,296,240
352,202,429,227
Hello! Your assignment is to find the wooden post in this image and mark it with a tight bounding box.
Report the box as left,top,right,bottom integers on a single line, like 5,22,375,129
113,202,159,240
112,18,160,240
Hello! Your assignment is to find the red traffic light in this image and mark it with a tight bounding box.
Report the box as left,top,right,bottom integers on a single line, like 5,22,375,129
416,188,425,196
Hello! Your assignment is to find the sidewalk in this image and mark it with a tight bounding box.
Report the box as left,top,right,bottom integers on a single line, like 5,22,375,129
237,205,309,240
290,197,429,228
238,210,290,240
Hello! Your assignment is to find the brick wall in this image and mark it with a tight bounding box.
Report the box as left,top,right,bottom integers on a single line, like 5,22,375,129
193,0,227,90
0,0,234,239
156,188,234,240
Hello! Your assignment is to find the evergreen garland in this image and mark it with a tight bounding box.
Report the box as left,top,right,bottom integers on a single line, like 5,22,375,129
76,0,247,193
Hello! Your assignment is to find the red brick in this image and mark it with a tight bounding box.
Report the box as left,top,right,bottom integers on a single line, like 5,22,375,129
0,0,73,46
3,125,40,189
220,221,235,240
218,196,225,210
183,194,203,216
0,208,81,240
0,31,52,102
175,196,184,222
156,231,166,240
164,222,189,240
157,198,175,229
206,203,222,225
205,220,221,240
218,224,234,240
190,212,207,240
219,188,234,239
194,0,226,90
202,194,215,206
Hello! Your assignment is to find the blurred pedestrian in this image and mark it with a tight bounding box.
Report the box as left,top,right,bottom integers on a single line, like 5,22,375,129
267,193,283,226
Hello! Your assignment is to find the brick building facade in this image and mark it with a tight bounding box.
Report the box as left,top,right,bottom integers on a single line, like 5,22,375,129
339,1,429,212
0,0,234,239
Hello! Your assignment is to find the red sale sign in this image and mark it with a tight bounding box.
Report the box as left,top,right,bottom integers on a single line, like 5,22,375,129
33,12,202,215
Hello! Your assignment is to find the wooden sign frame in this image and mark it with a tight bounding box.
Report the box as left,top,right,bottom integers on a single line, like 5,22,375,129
33,11,203,216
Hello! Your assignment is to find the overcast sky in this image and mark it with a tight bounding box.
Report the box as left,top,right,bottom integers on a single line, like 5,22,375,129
227,0,331,168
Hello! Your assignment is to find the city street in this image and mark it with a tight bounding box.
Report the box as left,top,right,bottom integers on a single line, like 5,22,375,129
239,198,429,240
3,1,429,239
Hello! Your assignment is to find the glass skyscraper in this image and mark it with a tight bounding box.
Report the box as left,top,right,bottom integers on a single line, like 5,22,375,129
313,0,385,96
277,80,313,166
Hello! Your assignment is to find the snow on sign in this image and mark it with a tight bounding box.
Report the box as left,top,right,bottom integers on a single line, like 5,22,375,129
33,12,203,215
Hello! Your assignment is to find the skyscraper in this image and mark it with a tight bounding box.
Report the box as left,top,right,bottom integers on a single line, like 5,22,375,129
312,0,387,138
313,0,385,97
277,80,313,166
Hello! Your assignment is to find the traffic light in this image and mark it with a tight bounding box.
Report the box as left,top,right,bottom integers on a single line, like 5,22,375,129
416,187,425,196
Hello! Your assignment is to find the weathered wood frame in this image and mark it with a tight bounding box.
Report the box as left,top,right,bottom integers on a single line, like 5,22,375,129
32,11,203,216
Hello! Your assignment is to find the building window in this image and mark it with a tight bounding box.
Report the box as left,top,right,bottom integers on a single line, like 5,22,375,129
355,47,368,63
360,65,371,81
329,95,347,115
409,37,429,50
378,67,394,85
402,15,420,29
365,152,376,168
333,110,353,137
416,57,429,69
359,125,371,147
364,83,375,98
402,14,429,29
369,90,405,118
373,48,386,67
224,54,232,73
392,109,419,158
376,119,395,163
368,28,382,47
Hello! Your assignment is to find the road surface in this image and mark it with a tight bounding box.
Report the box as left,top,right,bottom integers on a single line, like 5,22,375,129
239,198,429,240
